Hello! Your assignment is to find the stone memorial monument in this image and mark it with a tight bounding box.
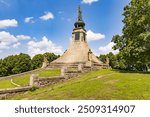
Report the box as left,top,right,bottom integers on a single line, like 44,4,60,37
50,6,107,68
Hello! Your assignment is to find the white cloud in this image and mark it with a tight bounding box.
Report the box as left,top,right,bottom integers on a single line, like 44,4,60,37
0,31,17,42
27,36,63,57
0,31,31,42
99,42,119,55
0,31,31,52
12,42,20,48
0,19,18,29
87,30,105,41
16,35,31,40
40,12,54,21
0,42,9,49
82,0,98,4
0,31,17,50
24,17,34,23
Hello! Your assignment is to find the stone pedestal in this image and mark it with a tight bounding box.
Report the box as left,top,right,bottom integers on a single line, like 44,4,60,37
85,61,92,67
61,67,67,77
78,64,83,71
30,74,38,86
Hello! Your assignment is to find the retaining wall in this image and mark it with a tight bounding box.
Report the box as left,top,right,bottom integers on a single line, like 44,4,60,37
31,76,65,87
64,70,81,79
0,86,32,97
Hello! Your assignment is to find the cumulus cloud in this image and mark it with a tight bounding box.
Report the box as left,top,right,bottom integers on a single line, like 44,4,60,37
0,19,18,29
0,31,31,51
24,17,34,23
0,42,9,49
16,35,31,40
87,30,105,41
0,31,17,50
0,31,17,43
82,0,98,4
99,42,119,55
40,12,54,21
27,36,63,57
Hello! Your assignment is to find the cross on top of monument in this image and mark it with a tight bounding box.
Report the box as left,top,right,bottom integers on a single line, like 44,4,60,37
77,5,83,21
74,6,85,28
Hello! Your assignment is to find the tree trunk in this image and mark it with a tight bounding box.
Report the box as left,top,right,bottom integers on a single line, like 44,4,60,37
145,64,149,72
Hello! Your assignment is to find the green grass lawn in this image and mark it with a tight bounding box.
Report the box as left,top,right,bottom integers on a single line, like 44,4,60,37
38,69,60,78
0,80,16,89
0,69,60,89
6,69,150,100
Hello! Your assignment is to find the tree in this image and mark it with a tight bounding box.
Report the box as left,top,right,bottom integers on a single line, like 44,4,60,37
0,53,32,76
99,54,107,63
0,59,7,76
2,55,18,75
99,52,126,70
0,52,60,77
112,0,150,71
43,52,59,63
12,53,32,74
31,54,43,69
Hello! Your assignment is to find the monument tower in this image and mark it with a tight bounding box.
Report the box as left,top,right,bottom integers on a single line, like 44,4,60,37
51,6,104,67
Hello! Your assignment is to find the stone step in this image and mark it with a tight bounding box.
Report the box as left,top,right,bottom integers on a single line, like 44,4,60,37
47,63,80,68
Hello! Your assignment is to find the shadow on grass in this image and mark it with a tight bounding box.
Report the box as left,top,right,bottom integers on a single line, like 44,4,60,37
111,69,150,74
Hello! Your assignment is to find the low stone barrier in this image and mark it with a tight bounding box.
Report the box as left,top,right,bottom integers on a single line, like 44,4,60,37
30,75,65,87
64,70,82,79
0,86,32,97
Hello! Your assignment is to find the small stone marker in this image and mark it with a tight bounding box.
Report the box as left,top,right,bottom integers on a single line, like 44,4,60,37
30,74,38,86
61,67,67,77
78,64,83,71
42,56,49,68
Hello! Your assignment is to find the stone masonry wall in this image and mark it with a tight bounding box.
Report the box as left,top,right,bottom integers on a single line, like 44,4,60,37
31,76,65,87
64,70,81,79
0,86,32,98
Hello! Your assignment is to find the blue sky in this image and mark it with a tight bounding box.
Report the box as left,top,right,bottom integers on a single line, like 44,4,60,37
0,0,130,58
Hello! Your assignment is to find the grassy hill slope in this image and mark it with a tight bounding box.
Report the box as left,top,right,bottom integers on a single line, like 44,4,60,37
0,69,60,89
7,69,150,100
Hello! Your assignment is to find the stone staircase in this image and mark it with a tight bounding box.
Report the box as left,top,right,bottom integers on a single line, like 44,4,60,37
47,63,82,69
47,61,109,70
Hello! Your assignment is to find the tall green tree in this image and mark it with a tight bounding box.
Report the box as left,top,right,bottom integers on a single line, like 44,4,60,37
2,55,18,75
0,59,7,76
99,54,107,63
12,53,32,74
43,52,59,63
112,0,150,71
99,52,126,70
0,53,32,76
31,54,43,69
0,52,60,77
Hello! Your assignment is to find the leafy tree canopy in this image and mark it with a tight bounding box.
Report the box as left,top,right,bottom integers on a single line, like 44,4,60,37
112,0,150,71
